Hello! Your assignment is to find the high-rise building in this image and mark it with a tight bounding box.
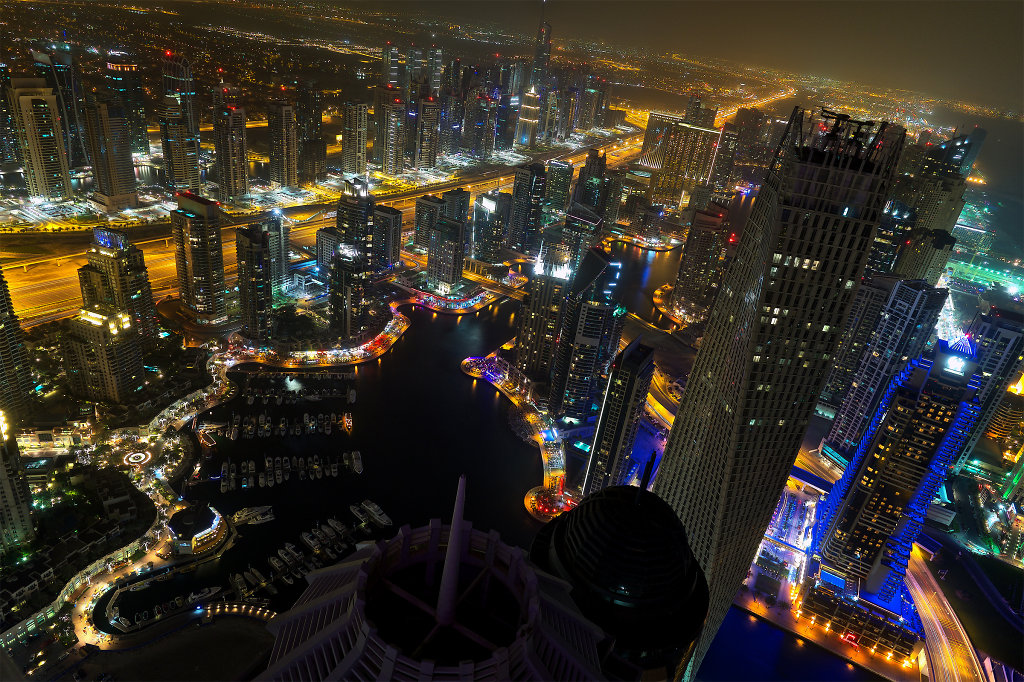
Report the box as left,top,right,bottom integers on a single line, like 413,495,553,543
61,305,145,404
82,95,138,212
0,271,32,424
471,191,506,264
7,78,72,200
161,52,199,136
549,248,626,423
426,217,465,295
372,206,403,270
261,216,290,299
336,179,375,268
104,51,148,155
213,96,248,204
507,162,546,255
379,95,406,176
951,307,1024,473
562,202,602,271
329,245,369,341
652,109,904,676
544,160,573,214
710,123,738,193
639,111,721,207
267,100,298,189
815,341,980,600
515,250,571,384
158,96,200,192
30,42,86,167
890,228,955,286
670,203,729,315
413,95,441,170
315,227,343,275
171,192,227,325
0,417,34,550
867,200,916,274
78,228,158,347
340,101,368,175
0,63,17,165
823,278,947,462
235,226,273,344
531,18,552,90
414,194,446,248
583,338,655,496
514,87,540,148
296,81,322,142
573,149,607,209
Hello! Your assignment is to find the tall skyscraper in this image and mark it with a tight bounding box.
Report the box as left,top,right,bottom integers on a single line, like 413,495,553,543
0,271,32,424
235,226,273,344
158,96,200,192
471,191,506,264
710,123,738,193
670,204,729,316
104,51,148,155
426,217,465,295
213,94,248,204
515,250,571,384
639,111,721,207
0,63,18,165
867,200,916,274
0,417,34,550
652,109,904,676
441,187,470,224
414,194,446,248
507,162,546,255
260,216,290,299
583,338,655,496
340,101,368,175
413,95,441,170
7,78,72,200
815,341,980,600
562,202,602,271
171,192,227,325
549,247,626,423
372,206,403,270
336,178,375,267
161,52,199,136
952,306,1024,473
573,148,607,209
315,226,343,275
890,228,956,286
82,95,138,212
61,305,145,404
530,16,552,90
30,42,86,167
514,87,540,148
376,95,405,176
329,245,369,341
296,80,322,142
823,278,947,462
267,100,298,189
544,159,573,214
78,228,158,348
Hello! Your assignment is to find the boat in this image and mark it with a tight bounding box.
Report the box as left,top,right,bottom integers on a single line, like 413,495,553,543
324,546,338,560
232,574,248,595
129,580,150,591
320,524,337,541
331,412,337,424
316,466,323,480
220,462,228,478
267,473,275,488
265,455,273,470
350,504,369,525
348,389,356,404
241,460,248,475
279,417,287,434
285,542,303,562
247,394,255,406
219,478,228,493
175,596,184,608
325,421,331,436
276,394,283,406
252,567,267,585
275,456,282,470
230,425,239,441
330,460,338,477
344,451,352,469
270,557,285,573
233,506,273,524
258,413,266,427
259,472,266,487
281,573,294,586
241,476,249,489
249,459,256,476
301,532,321,551
275,469,283,484
116,616,130,630
328,518,348,535
154,604,162,617
313,454,320,470
298,456,305,470
361,500,393,527
343,413,353,430
188,586,221,603
303,413,310,425
291,455,297,468
352,451,363,474
250,511,275,524
283,458,290,474
312,527,327,544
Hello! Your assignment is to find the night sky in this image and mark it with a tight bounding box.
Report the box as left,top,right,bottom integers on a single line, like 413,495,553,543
370,0,1024,110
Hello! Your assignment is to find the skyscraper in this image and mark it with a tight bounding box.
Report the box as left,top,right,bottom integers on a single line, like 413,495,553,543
530,16,552,90
171,192,227,325
639,111,721,207
267,100,298,189
379,95,406,176
30,42,86,167
426,217,465,295
670,204,729,316
372,206,403,270
515,250,571,384
7,78,72,200
652,109,904,676
413,95,441,170
78,228,158,348
161,52,199,136
583,338,656,496
544,159,573,214
414,194,446,248
951,306,1024,473
562,202,602,271
823,278,947,462
471,191,506,264
61,305,145,404
261,216,290,299
0,417,34,550
82,95,138,212
867,200,916,274
213,94,248,204
158,96,200,192
336,178,375,267
0,63,17,165
573,148,607,209
890,228,956,286
315,226,343,275
340,101,368,175
507,162,546,255
549,247,626,423
297,81,326,184
104,51,148,155
441,187,470,224
514,87,540,148
235,226,273,344
815,341,980,600
0,271,32,424
329,245,369,341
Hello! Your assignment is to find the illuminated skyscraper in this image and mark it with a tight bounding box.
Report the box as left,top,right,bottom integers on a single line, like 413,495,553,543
267,100,298,189
336,179,375,268
670,203,729,316
297,81,326,183
583,338,655,496
0,271,32,424
30,42,86,167
562,202,602,271
426,217,465,295
544,159,573,214
372,206,403,270
815,341,980,600
329,245,370,341
441,188,470,224
161,52,199,136
867,200,916,274
573,148,607,209
514,87,540,148
104,51,148,155
0,63,18,164
7,78,72,200
213,93,248,204
471,191,505,264
652,109,904,676
261,216,290,298
340,101,367,175
515,250,571,384
158,96,200,192
78,228,158,347
530,16,552,90
235,225,273,343
890,228,955,286
639,111,722,208
414,194,446,248
379,95,406,176
507,162,546,255
171,193,227,325
61,304,145,404
413,95,441,170
315,226,343,275
0,417,34,550
82,95,138,212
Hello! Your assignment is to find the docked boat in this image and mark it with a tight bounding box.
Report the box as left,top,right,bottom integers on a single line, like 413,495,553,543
361,499,392,527
265,455,273,470
328,517,348,535
312,527,327,544
331,412,338,424
249,459,256,476
320,524,337,541
316,466,323,480
283,457,290,474
252,567,267,585
267,473,275,488
343,413,353,430
220,477,228,494
301,532,321,551
275,456,282,470
350,504,369,525
250,510,275,524
348,389,356,404
241,460,248,476
275,469,283,485
258,472,266,487
330,460,338,477
280,573,294,586
269,557,285,573
188,586,221,603
352,451,363,474
325,421,331,436
232,574,248,595
244,571,258,587
324,546,337,561
233,506,273,524
230,425,239,441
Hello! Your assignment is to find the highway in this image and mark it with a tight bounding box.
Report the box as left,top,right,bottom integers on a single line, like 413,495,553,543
4,137,641,327
905,546,986,682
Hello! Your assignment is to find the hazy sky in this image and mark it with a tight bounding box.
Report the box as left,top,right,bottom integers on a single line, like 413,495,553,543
379,0,1024,110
